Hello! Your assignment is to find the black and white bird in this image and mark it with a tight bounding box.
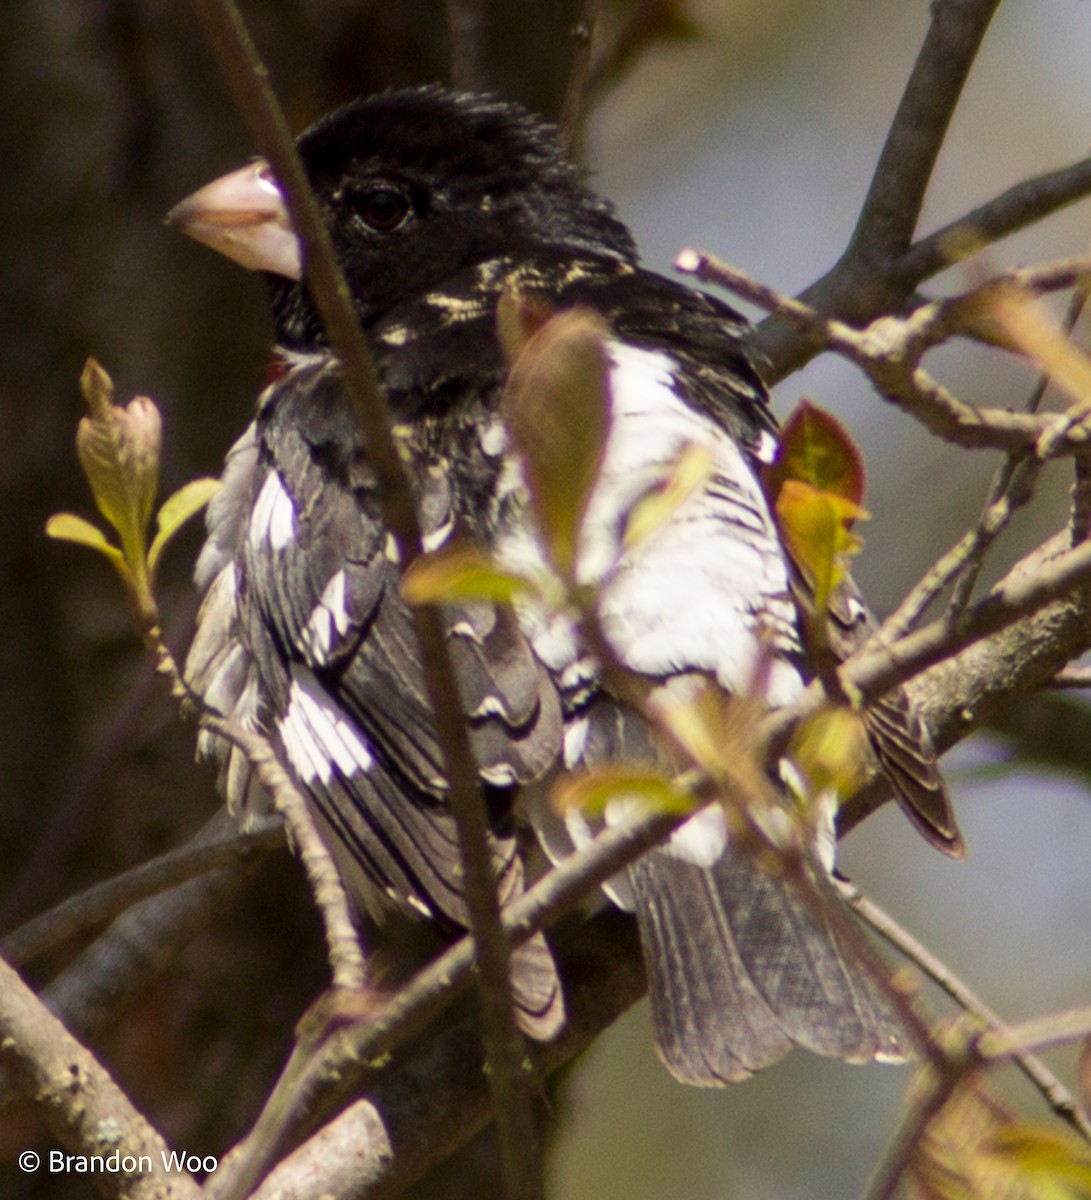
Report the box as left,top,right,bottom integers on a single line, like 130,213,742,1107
172,85,961,1085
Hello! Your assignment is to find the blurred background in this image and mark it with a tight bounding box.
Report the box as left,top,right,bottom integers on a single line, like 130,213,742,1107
2,2,1090,1197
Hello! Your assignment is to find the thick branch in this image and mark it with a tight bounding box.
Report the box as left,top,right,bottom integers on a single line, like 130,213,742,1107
847,0,1000,265
0,954,200,1200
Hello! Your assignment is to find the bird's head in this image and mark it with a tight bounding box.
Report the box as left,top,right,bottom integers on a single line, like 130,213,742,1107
168,85,637,350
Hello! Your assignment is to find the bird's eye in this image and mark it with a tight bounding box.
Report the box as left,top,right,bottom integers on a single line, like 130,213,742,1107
356,187,411,232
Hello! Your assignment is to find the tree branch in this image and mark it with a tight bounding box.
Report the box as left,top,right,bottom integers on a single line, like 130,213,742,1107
847,0,1001,266
0,953,201,1200
898,152,1091,288
1,813,282,967
189,5,544,1196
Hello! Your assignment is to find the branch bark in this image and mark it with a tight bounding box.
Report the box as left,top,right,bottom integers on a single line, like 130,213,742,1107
0,954,201,1200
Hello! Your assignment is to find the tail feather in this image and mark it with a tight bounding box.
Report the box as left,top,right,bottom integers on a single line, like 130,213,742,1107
511,931,565,1041
630,845,907,1085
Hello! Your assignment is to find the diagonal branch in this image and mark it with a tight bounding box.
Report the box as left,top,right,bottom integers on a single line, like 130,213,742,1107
189,4,541,1198
1,813,283,967
0,953,201,1200
846,0,1001,266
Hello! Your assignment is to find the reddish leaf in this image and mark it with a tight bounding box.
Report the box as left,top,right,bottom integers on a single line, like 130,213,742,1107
763,399,866,508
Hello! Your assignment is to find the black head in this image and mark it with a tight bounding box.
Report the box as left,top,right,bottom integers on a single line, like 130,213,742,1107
171,85,639,351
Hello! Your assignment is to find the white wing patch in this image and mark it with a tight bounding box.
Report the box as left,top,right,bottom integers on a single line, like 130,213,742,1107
497,339,803,706
249,469,297,552
280,663,373,784
299,569,351,666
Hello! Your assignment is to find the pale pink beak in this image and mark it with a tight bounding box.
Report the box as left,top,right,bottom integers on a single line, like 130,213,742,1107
167,160,303,281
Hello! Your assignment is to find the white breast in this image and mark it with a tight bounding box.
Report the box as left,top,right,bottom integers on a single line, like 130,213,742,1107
498,339,804,708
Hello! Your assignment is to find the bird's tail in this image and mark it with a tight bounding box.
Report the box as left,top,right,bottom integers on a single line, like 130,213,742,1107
510,931,566,1041
628,843,907,1085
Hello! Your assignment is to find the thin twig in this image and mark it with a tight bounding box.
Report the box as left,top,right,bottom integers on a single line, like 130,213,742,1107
205,805,680,1200
189,5,541,1198
897,152,1091,290
841,880,1091,1142
2,814,283,966
677,248,1090,457
751,0,1003,380
559,0,600,150
945,280,1091,617
199,713,366,992
978,1006,1091,1062
881,457,1036,638
862,1044,971,1200
1049,664,1091,688
847,536,1091,707
941,455,1039,622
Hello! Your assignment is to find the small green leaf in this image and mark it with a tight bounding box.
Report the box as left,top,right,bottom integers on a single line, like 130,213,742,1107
623,441,713,550
552,764,694,818
401,541,535,606
501,307,612,579
775,479,866,615
45,513,125,568
988,1124,1091,1196
148,477,221,576
788,705,870,802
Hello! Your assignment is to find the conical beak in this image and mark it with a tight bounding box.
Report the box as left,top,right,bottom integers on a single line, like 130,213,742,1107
167,160,303,281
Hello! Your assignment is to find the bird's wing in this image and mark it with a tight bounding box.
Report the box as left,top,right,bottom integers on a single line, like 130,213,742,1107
186,359,564,1035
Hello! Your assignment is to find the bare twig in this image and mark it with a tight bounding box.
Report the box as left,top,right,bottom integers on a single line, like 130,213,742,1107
189,5,541,1197
862,1041,972,1200
199,714,365,992
677,248,1091,457
559,0,601,149
751,0,1003,380
2,814,283,967
944,281,1091,616
248,911,646,1200
881,454,1038,638
1049,664,1091,688
844,534,1091,710
0,953,201,1200
898,152,1091,290
841,880,1091,1142
847,0,1001,268
978,1006,1091,1062
205,805,679,1200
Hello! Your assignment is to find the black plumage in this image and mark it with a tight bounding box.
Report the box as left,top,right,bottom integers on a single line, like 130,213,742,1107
174,85,960,1084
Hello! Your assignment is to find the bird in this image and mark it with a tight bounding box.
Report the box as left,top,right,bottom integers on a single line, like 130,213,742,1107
171,84,962,1086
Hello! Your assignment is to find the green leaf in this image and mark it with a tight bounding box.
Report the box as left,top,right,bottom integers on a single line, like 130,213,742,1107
45,512,125,569
148,477,222,576
552,764,695,818
401,541,535,606
501,307,612,579
788,705,870,802
987,1125,1091,1198
775,478,866,615
623,441,713,550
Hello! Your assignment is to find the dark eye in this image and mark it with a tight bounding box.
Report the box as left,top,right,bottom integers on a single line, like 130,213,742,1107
357,187,410,232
